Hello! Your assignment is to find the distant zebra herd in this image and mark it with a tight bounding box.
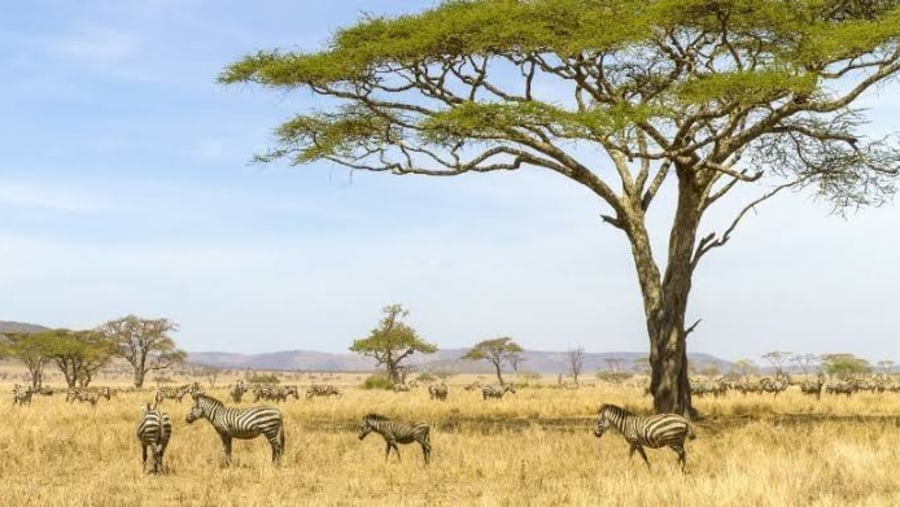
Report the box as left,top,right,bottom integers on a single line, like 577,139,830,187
685,374,900,400
10,384,110,407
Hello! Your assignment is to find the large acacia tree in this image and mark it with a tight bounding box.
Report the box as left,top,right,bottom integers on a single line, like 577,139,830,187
221,0,900,416
350,304,438,384
101,315,185,388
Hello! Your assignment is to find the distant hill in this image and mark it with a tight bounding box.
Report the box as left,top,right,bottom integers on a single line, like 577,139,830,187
187,348,734,374
0,321,51,344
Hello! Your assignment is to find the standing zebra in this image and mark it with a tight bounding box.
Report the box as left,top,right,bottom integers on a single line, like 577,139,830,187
12,385,34,406
428,383,449,401
593,404,695,473
481,384,515,400
253,386,282,402
137,403,172,474
230,381,248,403
358,413,431,464
306,385,341,400
185,394,285,466
280,385,300,400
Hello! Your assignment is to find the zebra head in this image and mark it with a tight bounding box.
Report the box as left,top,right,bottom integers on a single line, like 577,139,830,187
593,405,619,438
359,413,387,440
185,394,209,423
505,384,516,394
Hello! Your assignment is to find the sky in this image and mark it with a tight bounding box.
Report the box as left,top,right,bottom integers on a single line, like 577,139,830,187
1,1,898,363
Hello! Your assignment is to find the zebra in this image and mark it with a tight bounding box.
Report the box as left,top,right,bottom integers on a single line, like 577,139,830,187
253,386,281,402
12,385,33,406
306,385,341,400
137,403,172,474
593,404,695,473
463,380,482,392
230,381,248,403
800,376,825,400
185,393,285,466
392,383,411,393
428,383,448,401
481,384,516,400
155,386,187,404
280,385,300,400
358,413,431,464
96,386,112,401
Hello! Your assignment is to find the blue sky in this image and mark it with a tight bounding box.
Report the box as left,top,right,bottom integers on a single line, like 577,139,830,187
1,1,898,364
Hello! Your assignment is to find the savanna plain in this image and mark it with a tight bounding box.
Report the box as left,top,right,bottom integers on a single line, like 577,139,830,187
1,372,899,507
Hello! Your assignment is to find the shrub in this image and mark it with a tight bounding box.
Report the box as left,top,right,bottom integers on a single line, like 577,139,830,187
361,375,393,390
246,374,280,384
416,373,438,383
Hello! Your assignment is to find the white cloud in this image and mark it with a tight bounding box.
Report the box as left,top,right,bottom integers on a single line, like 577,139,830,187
51,26,136,66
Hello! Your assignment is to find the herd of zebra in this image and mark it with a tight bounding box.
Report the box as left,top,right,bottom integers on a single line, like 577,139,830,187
10,384,112,406
687,374,900,400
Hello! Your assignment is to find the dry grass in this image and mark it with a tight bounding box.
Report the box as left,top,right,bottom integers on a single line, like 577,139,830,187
1,373,899,506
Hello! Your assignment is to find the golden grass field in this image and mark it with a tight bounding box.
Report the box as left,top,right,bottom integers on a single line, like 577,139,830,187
1,370,899,506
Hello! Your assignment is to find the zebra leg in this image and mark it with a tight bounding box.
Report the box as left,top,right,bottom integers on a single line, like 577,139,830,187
219,434,233,466
634,445,651,470
392,442,402,463
671,444,687,473
421,441,431,465
142,445,149,473
384,441,392,461
269,427,285,464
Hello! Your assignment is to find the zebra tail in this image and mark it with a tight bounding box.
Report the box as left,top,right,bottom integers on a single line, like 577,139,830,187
279,423,286,448
687,423,696,440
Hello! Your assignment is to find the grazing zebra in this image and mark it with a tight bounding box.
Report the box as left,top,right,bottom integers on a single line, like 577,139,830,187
463,380,482,392
155,386,187,404
481,384,516,400
593,404,695,473
392,383,411,393
281,385,300,400
12,385,34,406
358,413,431,464
428,383,448,401
185,394,285,466
96,386,112,401
253,386,281,402
800,376,825,400
137,403,172,474
306,385,341,400
230,381,248,403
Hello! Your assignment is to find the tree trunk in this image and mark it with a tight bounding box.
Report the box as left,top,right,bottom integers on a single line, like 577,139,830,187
624,167,702,418
493,361,505,386
387,363,401,384
134,369,145,389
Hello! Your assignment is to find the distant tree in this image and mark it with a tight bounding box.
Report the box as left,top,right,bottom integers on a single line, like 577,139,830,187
0,331,54,388
731,359,758,378
604,357,625,373
350,304,437,384
876,360,895,375
631,357,651,375
202,366,221,387
700,365,720,377
821,353,872,378
222,0,900,417
762,351,792,378
791,353,822,376
44,329,116,388
101,315,185,388
567,346,586,386
462,337,523,385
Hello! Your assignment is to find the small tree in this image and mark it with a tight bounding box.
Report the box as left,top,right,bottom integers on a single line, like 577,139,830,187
731,359,758,378
45,330,116,388
1,331,54,388
762,351,792,378
791,354,822,376
349,304,437,384
876,360,895,375
202,367,221,387
821,353,872,378
604,357,625,373
567,346,586,386
101,315,185,388
462,337,523,385
700,365,720,377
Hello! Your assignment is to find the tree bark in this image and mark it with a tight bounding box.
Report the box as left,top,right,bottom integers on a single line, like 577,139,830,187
134,369,146,389
624,165,702,418
492,360,505,386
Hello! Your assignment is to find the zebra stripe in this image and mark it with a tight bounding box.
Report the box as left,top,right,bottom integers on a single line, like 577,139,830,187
593,404,695,473
481,384,515,400
306,385,341,400
230,381,248,403
185,394,284,466
358,413,431,464
137,403,172,474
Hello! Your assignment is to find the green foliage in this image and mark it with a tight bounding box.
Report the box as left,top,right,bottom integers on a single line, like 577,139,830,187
520,371,542,381
349,304,437,382
360,375,394,390
246,373,280,384
100,315,185,388
416,372,438,383
595,371,633,384
821,353,872,378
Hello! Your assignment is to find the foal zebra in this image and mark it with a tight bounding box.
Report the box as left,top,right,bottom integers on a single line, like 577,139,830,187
185,394,285,466
306,385,341,400
593,404,695,473
137,403,172,474
481,384,515,400
358,413,431,464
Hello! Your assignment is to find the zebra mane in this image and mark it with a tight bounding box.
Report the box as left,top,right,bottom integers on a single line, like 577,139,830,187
599,404,632,418
364,413,389,421
195,393,224,407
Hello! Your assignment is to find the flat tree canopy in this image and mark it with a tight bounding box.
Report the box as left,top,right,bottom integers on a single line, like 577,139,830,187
222,0,900,416
350,304,438,384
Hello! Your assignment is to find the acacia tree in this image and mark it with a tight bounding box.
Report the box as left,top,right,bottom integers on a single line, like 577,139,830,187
821,353,872,378
350,304,438,384
762,350,792,378
1,331,54,388
101,315,185,388
462,337,523,385
45,330,116,388
221,1,900,416
791,353,822,376
567,346,586,386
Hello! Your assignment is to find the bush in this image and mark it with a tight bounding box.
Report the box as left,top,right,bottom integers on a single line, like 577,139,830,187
246,374,280,384
416,373,438,383
520,371,542,381
361,375,393,390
